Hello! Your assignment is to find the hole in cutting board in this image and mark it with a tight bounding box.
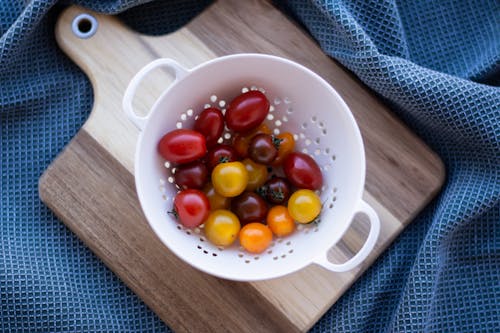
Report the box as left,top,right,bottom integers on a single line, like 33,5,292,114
72,13,98,39
78,18,92,33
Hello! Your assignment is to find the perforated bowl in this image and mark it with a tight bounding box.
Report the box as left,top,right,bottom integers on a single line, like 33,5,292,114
123,54,380,281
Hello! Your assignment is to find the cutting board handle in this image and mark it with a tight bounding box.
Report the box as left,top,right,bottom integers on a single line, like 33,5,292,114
123,58,190,130
56,6,168,94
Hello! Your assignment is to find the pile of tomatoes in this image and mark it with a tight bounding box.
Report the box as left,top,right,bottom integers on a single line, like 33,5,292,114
158,90,324,254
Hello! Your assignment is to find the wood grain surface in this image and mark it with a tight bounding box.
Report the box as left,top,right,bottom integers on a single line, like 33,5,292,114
39,1,445,332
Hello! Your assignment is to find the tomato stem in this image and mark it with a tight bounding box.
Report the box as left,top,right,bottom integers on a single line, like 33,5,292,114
270,188,285,201
167,208,179,220
256,185,268,198
272,136,283,150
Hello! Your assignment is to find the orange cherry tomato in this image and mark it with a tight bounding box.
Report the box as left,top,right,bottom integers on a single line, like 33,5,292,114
266,205,295,237
239,222,273,254
203,183,231,210
242,158,268,191
271,132,295,166
232,123,271,158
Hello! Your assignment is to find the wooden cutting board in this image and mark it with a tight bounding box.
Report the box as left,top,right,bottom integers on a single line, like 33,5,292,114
39,1,445,332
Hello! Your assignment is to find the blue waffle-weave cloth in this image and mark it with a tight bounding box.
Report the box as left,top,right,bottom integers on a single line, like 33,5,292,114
1,0,499,332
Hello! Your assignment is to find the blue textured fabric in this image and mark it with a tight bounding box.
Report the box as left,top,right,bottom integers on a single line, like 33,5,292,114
282,1,500,332
1,1,499,332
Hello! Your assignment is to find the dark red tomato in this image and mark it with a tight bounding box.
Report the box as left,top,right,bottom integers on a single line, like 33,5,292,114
174,161,208,190
283,152,323,190
158,129,206,164
232,123,272,158
193,107,224,147
172,189,210,228
231,192,268,225
225,90,270,133
265,177,291,205
206,144,238,170
248,133,278,164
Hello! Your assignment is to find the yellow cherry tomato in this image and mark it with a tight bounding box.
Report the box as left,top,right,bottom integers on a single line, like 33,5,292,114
287,189,321,224
266,205,295,237
239,222,273,254
242,158,268,191
203,183,231,210
204,209,241,246
211,161,248,197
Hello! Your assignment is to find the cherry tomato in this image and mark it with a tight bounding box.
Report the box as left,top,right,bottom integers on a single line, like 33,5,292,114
204,209,241,246
158,129,207,164
193,107,224,147
233,123,271,158
271,132,295,166
206,144,238,170
287,189,321,224
248,133,278,164
242,158,268,191
225,90,270,133
265,177,291,205
239,223,273,254
172,189,210,228
211,161,248,197
283,152,323,190
173,161,208,190
231,192,268,225
203,183,231,211
266,205,295,237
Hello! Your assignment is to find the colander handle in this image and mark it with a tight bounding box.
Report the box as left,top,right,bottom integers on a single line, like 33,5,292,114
313,200,380,272
123,58,189,130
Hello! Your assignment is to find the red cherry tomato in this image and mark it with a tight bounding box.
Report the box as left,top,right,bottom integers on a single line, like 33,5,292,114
158,129,207,164
231,192,268,225
173,161,208,190
248,133,278,164
283,152,323,190
193,107,224,147
172,189,210,228
206,144,239,170
225,90,270,133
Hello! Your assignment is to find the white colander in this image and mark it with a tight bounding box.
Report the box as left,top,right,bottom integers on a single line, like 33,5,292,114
123,54,380,281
